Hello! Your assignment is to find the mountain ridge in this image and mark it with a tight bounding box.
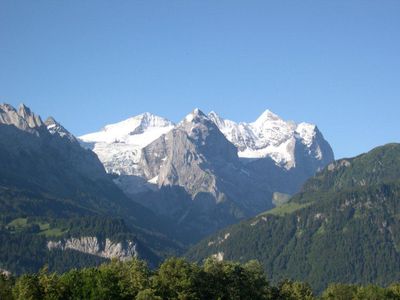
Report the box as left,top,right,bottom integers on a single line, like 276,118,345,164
0,103,184,274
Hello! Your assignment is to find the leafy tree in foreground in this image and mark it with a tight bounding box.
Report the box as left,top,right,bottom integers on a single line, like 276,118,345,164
0,273,14,300
6,257,400,300
321,283,358,300
278,279,314,300
151,257,205,299
13,274,43,300
135,288,162,300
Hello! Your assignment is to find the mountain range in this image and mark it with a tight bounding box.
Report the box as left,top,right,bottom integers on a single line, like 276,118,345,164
0,103,334,273
80,108,334,239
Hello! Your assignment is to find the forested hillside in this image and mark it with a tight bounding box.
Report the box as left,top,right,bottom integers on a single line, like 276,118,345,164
187,144,400,292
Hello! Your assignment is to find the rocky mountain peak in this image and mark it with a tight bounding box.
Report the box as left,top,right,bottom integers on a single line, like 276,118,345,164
183,108,209,124
178,109,231,152
17,103,44,128
45,116,77,142
0,103,44,133
18,103,32,116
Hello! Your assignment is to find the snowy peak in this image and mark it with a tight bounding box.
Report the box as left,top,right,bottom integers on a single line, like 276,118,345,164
80,113,174,145
207,109,333,169
78,112,174,176
139,112,172,128
78,107,333,179
253,109,281,125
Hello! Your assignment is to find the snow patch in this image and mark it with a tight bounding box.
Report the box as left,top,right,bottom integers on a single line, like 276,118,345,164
185,113,194,123
79,113,174,176
148,175,159,184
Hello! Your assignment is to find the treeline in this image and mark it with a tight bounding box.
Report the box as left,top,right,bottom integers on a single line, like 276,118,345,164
2,258,400,300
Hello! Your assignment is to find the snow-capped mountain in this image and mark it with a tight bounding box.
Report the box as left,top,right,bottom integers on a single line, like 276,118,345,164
208,110,329,170
79,113,174,176
78,108,333,191
0,103,335,244
78,108,334,239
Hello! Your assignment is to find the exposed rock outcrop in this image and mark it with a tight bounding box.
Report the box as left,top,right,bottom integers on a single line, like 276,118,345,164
47,237,138,261
0,103,43,134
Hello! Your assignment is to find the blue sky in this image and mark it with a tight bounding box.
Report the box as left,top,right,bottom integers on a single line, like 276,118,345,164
1,0,399,159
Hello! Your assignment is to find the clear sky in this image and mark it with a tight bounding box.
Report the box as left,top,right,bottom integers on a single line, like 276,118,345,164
1,1,399,159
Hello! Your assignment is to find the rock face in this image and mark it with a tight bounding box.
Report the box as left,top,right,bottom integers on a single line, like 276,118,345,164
142,109,239,195
0,103,43,133
47,237,138,261
133,109,272,238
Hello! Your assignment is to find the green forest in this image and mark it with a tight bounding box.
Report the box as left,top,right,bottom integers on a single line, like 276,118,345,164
2,257,400,300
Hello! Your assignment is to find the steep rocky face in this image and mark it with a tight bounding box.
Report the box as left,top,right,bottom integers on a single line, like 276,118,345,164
0,103,44,134
47,237,138,261
142,109,239,193
134,109,272,239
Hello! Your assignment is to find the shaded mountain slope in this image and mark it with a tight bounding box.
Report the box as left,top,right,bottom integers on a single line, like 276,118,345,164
0,104,183,274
